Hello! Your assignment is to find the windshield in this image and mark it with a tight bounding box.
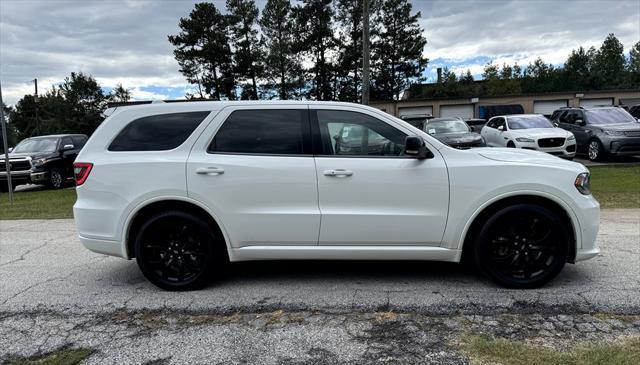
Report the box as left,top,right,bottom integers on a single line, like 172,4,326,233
586,108,637,125
507,116,553,130
12,138,59,153
425,120,470,134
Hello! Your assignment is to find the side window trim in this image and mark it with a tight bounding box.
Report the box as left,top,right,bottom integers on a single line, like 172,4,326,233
206,108,313,157
309,109,414,159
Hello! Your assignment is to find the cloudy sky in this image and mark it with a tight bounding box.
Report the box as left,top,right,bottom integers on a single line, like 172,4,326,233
1,0,638,105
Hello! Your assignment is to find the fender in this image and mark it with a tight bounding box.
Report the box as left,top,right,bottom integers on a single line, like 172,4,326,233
453,189,582,253
121,195,233,260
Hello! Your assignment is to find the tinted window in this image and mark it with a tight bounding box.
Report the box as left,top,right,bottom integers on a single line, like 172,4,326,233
72,136,87,149
109,112,210,151
317,110,407,156
209,110,306,155
61,137,73,148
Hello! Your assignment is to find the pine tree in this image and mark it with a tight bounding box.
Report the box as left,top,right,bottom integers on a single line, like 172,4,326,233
371,0,428,100
334,0,364,102
294,0,336,100
259,0,304,99
227,0,262,100
593,33,626,87
168,3,236,100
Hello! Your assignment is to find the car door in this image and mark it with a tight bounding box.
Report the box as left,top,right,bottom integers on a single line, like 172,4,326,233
560,110,589,152
493,118,509,146
60,136,78,178
311,106,449,246
187,105,320,247
481,119,496,146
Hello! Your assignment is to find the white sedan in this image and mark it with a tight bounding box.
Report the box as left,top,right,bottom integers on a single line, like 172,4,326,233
481,114,576,159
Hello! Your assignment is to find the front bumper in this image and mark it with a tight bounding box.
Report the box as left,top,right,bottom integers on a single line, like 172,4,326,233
516,140,577,158
601,135,640,156
573,194,600,262
30,171,49,183
0,170,32,184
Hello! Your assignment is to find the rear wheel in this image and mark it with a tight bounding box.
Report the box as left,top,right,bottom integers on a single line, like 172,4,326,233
473,204,569,288
134,210,221,291
506,141,516,148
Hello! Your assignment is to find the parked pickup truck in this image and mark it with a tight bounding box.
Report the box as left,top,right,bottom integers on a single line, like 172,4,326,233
0,134,87,191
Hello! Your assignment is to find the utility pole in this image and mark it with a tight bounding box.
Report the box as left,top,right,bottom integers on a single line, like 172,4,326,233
361,0,370,105
34,78,40,135
0,81,14,204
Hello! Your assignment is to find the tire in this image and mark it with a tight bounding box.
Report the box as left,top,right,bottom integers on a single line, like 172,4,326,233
134,210,222,291
473,204,569,289
48,168,65,189
506,141,516,148
587,139,606,162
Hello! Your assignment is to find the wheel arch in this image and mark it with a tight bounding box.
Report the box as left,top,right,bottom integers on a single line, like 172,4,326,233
123,197,231,260
460,194,578,264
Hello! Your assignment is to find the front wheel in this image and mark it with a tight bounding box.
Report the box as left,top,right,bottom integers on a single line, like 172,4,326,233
49,168,65,189
588,139,606,162
506,141,516,148
134,210,221,291
473,204,569,288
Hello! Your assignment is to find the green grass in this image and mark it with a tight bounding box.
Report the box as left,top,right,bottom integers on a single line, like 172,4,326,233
0,188,76,220
5,347,94,365
589,166,640,208
461,335,640,365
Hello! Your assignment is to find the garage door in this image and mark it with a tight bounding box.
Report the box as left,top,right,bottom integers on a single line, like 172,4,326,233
440,104,474,119
534,100,567,116
398,106,433,118
580,98,613,107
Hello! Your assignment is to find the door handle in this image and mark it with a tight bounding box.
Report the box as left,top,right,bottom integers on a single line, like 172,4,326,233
323,169,353,177
196,167,225,175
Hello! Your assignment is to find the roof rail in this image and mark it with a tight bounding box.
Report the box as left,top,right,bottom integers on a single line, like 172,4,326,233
106,98,215,109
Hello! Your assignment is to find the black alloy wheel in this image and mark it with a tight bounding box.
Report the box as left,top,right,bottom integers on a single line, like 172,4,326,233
135,210,220,291
474,204,569,288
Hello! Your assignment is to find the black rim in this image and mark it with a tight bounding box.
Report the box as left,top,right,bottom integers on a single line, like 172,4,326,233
140,218,207,283
486,212,558,281
51,172,63,188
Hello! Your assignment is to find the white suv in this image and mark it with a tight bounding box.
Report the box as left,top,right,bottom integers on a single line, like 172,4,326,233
73,101,600,290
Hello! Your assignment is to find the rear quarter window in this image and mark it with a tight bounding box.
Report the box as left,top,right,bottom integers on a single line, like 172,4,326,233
108,112,210,151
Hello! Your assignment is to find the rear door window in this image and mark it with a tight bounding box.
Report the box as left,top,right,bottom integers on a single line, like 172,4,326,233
109,112,210,151
208,109,309,155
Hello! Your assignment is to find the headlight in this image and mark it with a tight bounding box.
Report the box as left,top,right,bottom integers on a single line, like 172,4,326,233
32,158,47,167
575,172,591,195
604,129,624,136
567,134,575,141
515,137,534,143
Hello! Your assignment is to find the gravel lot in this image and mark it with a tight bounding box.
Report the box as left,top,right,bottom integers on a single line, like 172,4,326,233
1,209,638,363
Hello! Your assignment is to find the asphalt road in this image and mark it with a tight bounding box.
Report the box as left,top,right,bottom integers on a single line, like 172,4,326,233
1,210,639,364
1,209,639,315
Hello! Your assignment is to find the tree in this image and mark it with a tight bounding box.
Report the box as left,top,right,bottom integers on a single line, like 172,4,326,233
563,46,591,90
294,0,336,100
111,84,131,103
592,33,626,87
227,0,262,99
168,2,236,100
334,0,364,102
259,0,304,99
629,41,640,73
371,0,428,100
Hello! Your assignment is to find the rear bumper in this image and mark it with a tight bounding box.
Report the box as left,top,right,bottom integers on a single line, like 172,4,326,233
79,235,127,258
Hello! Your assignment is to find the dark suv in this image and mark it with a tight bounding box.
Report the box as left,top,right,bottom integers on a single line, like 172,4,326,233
551,107,640,161
1,134,87,191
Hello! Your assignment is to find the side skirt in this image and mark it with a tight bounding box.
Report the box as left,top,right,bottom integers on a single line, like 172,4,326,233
228,245,462,263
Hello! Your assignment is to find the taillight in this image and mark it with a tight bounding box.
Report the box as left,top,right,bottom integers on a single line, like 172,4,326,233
73,162,93,186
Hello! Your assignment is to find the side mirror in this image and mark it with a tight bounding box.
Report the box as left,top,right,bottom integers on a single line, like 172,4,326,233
497,125,504,131
62,144,75,151
575,119,586,126
404,136,432,159
553,122,559,127
7,147,13,153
